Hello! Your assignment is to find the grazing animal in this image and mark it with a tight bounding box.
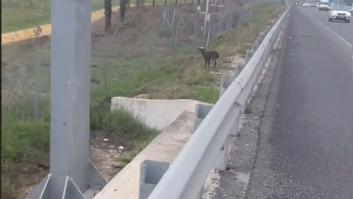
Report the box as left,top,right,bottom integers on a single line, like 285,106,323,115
198,46,220,70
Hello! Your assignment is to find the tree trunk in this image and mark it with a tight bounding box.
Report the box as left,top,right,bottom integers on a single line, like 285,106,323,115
165,0,167,5
120,0,127,22
153,0,155,6
175,0,178,5
136,0,144,8
127,0,131,8
104,0,112,31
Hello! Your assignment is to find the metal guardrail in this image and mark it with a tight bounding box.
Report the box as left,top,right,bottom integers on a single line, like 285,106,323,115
147,5,289,199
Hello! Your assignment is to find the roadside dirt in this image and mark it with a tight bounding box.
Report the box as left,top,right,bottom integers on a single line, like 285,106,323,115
90,135,125,181
20,136,124,198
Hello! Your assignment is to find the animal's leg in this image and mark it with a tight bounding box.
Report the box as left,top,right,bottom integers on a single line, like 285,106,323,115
207,58,211,70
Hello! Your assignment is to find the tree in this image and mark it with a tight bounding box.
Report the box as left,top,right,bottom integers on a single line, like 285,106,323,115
136,0,144,8
120,0,127,21
104,0,112,31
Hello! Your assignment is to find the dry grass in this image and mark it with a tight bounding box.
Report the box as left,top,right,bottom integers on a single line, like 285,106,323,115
211,2,286,59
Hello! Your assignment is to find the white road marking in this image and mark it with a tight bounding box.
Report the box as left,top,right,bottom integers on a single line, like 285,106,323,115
314,19,353,48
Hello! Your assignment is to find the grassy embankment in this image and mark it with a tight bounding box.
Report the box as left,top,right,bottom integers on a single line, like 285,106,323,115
1,2,285,198
1,0,168,33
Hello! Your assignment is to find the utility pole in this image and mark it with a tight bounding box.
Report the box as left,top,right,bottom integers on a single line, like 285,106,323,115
203,0,210,37
28,0,106,198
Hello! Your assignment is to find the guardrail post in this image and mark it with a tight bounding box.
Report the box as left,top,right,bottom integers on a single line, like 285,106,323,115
221,71,237,94
214,100,242,171
213,72,237,171
213,136,230,170
28,0,106,198
245,49,254,63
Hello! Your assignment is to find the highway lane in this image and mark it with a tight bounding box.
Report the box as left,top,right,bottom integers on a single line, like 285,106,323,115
246,6,353,199
300,6,353,46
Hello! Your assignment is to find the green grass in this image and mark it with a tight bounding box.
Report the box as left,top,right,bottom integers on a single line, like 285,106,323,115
101,110,159,167
1,111,50,199
92,108,159,162
1,114,50,168
1,0,121,33
1,103,158,198
1,19,217,199
1,0,177,33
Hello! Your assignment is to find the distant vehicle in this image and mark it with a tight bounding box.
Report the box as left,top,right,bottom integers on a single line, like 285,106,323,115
318,0,330,10
303,3,310,7
319,0,329,4
329,10,351,23
318,3,330,11
308,2,316,7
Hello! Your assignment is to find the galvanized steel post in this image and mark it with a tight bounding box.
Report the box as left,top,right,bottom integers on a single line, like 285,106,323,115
28,0,106,198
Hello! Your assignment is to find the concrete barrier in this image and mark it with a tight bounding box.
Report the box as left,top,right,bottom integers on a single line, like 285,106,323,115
111,97,209,130
93,110,197,199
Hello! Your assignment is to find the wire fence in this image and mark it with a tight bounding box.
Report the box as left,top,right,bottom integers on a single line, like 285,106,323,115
2,1,253,122
158,1,252,47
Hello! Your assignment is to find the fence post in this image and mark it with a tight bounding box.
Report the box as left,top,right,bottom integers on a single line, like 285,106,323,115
28,0,106,198
203,0,210,37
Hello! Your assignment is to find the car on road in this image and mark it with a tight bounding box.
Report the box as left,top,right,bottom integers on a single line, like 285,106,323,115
308,2,317,7
329,10,351,23
303,2,310,7
318,3,331,11
329,5,352,23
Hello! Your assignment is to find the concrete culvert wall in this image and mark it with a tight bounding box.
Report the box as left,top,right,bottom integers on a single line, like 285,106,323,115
111,97,212,130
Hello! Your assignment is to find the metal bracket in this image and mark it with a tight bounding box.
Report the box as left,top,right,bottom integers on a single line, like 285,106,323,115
28,162,106,199
193,104,214,132
139,160,170,199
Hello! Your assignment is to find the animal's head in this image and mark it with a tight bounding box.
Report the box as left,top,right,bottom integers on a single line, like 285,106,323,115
198,46,205,50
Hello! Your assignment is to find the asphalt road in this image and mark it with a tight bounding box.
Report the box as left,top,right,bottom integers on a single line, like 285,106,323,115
246,6,353,199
